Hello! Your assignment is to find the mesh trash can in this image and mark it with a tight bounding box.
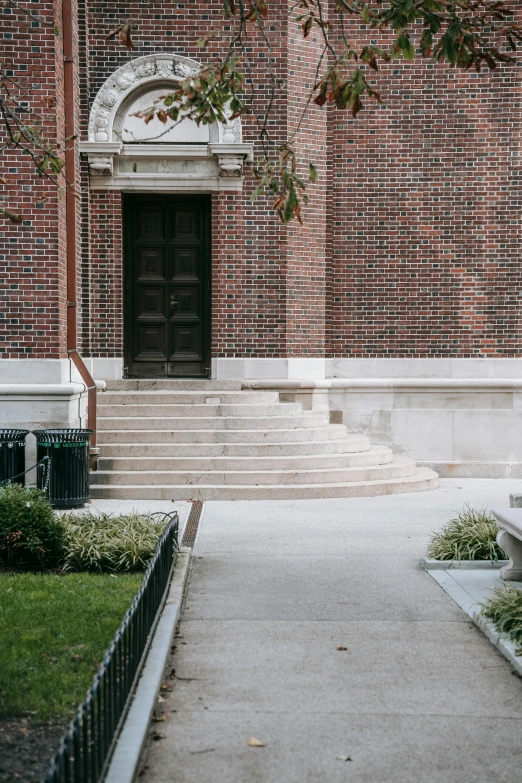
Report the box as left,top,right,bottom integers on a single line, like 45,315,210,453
0,429,30,487
33,429,93,508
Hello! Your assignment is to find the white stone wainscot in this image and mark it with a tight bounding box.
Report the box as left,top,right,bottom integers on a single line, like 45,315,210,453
0,358,105,480
242,358,522,477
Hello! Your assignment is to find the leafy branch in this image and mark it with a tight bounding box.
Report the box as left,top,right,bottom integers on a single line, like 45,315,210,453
137,0,522,222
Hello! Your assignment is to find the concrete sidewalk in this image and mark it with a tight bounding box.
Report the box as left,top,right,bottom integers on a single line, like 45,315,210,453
142,480,522,783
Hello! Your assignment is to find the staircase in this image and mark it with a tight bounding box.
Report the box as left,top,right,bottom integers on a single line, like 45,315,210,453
91,380,439,500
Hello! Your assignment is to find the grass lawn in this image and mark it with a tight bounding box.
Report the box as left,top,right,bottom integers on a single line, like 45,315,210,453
0,572,143,722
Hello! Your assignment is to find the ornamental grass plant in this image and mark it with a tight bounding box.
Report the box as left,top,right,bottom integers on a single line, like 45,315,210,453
481,584,522,654
427,505,506,562
62,511,166,573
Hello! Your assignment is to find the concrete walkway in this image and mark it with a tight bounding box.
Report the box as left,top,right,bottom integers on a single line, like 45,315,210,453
143,480,522,783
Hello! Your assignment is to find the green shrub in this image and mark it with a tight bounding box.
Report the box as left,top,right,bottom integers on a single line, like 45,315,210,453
62,511,166,572
427,505,506,562
481,584,522,653
0,484,66,569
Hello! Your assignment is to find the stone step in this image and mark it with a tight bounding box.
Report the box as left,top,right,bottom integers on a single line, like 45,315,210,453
97,402,303,418
97,445,393,472
97,413,328,431
98,436,370,457
97,424,349,444
90,467,440,500
99,391,280,405
105,380,242,391
93,456,416,486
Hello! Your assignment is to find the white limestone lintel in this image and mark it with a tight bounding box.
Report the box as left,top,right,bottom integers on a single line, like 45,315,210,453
0,358,73,384
83,357,123,381
213,357,328,381
0,384,86,397
333,357,522,379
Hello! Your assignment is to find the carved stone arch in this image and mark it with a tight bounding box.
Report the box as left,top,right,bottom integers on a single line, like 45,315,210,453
81,53,252,190
88,53,242,144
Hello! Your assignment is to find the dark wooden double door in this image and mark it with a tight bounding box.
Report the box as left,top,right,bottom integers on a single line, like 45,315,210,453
124,195,211,378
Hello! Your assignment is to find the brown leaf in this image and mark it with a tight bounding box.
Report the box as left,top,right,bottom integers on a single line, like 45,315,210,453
336,646,348,651
1,209,23,224
106,22,135,51
247,737,266,747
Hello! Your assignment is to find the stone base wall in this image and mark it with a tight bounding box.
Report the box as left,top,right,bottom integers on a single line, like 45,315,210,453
243,359,522,477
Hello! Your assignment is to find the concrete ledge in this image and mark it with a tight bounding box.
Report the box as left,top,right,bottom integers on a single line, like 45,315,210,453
422,558,508,570
0,383,87,396
243,378,522,391
427,569,522,678
418,462,522,479
105,547,192,783
474,612,522,677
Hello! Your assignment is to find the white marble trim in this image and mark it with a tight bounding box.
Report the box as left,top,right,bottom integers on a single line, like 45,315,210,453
242,378,522,390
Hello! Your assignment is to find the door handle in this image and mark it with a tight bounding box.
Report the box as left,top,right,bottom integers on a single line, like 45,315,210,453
170,297,178,309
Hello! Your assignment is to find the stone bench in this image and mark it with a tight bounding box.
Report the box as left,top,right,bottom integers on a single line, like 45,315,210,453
491,507,522,581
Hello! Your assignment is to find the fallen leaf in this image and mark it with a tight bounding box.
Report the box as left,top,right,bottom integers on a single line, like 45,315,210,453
153,713,168,723
247,737,266,747
157,695,165,704
336,755,353,762
151,732,165,741
336,646,348,651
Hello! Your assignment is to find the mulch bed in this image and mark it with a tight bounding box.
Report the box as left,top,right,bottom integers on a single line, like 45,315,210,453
0,717,65,783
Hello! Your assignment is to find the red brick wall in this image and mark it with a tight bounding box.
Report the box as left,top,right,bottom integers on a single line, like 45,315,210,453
83,0,294,360
88,191,123,357
326,4,522,358
0,0,68,359
3,1,522,364
286,0,328,357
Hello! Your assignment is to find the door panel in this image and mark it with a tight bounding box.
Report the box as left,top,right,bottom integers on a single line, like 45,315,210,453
136,325,167,360
174,249,198,279
139,249,165,279
125,195,211,378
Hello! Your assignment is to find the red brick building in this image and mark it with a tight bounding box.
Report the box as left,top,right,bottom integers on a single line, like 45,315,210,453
2,0,522,479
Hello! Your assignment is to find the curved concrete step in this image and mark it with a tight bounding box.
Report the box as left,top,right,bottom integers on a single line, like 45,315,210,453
105,380,243,391
97,424,350,444
93,455,416,486
99,391,280,405
90,467,440,500
97,445,393,473
97,414,328,431
97,403,303,418
98,435,371,457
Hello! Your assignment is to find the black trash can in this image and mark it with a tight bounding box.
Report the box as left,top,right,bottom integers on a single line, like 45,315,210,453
33,429,93,508
0,429,30,487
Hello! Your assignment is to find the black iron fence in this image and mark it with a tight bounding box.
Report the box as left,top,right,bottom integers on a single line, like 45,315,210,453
45,510,179,783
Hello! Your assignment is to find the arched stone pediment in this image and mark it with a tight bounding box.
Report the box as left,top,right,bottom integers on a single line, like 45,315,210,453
80,53,252,191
